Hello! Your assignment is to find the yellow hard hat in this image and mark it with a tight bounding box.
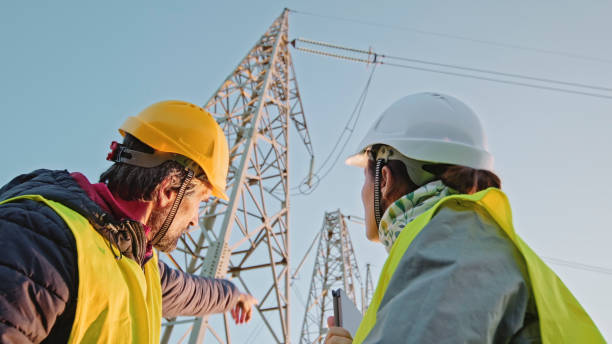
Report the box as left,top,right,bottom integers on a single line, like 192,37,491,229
119,100,229,200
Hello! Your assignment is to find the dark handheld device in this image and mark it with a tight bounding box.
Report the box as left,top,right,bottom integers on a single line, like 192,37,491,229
331,288,363,336
332,289,342,327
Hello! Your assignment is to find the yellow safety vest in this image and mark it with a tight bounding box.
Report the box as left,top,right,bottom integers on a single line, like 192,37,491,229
0,195,162,344
353,188,604,344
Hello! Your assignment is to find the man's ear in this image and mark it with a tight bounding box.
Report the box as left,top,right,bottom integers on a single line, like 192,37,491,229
154,176,177,208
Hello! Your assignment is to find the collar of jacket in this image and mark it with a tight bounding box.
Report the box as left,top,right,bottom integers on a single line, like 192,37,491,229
378,180,456,252
71,172,152,265
0,169,150,266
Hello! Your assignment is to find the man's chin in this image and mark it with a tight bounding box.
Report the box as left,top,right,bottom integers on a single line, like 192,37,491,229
154,240,178,253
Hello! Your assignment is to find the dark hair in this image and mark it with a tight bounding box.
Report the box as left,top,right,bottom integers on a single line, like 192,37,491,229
424,164,501,194
99,134,196,201
367,159,501,195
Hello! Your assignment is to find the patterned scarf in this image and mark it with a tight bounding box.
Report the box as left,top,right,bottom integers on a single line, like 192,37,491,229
378,180,456,252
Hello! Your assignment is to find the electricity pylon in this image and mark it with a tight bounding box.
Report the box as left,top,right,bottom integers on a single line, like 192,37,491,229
364,263,374,313
298,210,363,344
160,8,313,344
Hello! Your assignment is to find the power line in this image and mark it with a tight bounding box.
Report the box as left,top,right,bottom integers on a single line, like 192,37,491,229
245,323,265,344
542,256,612,276
383,54,612,92
292,38,612,100
316,64,376,181
290,64,377,195
345,214,365,225
288,9,612,65
382,61,612,100
293,283,308,309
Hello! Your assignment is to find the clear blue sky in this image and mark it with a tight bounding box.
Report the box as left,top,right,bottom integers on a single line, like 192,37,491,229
1,1,611,342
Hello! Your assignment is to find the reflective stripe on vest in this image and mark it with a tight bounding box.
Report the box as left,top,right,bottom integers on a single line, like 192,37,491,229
353,188,604,344
0,195,162,344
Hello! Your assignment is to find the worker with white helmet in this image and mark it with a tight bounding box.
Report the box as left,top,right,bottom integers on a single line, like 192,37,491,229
325,93,603,343
0,101,257,343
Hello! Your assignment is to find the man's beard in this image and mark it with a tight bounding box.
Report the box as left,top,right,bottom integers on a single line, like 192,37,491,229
154,231,181,252
147,207,183,253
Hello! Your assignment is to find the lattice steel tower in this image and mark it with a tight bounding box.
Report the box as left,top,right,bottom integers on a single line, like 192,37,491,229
364,263,374,313
160,8,313,344
298,210,363,344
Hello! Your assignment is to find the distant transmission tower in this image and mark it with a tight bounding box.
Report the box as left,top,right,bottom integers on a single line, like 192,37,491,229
160,8,314,344
364,263,374,313
298,210,363,344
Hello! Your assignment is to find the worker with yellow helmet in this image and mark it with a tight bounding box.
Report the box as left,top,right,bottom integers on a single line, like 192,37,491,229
0,100,257,342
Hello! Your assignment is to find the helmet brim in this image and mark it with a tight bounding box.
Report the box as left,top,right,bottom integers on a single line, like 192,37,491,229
345,151,368,168
210,185,229,201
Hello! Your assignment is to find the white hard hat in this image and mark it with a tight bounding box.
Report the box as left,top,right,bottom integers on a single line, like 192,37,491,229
346,92,493,172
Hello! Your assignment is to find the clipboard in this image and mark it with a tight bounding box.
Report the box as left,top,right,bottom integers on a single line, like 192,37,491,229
331,288,362,337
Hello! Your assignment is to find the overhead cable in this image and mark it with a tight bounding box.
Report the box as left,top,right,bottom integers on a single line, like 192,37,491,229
345,214,365,225
382,61,612,100
542,256,612,276
291,231,322,283
292,38,612,100
383,54,612,92
290,63,377,195
289,9,612,65
315,64,377,181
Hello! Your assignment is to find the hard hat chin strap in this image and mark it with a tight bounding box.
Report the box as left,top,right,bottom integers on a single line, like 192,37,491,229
151,169,195,246
107,141,177,168
374,159,385,229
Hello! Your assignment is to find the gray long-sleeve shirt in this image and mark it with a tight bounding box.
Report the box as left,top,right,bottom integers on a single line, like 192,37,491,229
159,260,239,318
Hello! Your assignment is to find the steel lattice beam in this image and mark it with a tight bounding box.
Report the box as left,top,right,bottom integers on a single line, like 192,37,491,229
160,8,313,344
